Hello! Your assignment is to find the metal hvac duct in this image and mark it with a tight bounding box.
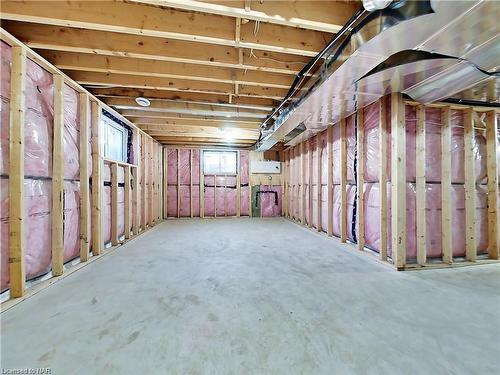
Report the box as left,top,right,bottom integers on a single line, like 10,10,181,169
256,0,499,151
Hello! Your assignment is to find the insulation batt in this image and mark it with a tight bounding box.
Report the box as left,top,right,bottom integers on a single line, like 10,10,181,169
24,58,54,178
0,41,12,175
260,185,282,217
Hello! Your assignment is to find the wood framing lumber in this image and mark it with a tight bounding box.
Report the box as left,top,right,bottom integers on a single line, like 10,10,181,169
415,105,426,266
51,75,65,276
379,97,388,261
8,46,27,298
390,93,406,269
463,109,476,261
441,107,453,264
79,93,90,262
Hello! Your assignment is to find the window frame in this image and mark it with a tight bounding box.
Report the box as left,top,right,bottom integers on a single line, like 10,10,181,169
202,150,238,175
102,114,128,163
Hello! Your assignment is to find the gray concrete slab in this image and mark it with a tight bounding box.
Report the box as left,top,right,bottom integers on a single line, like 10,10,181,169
1,218,499,375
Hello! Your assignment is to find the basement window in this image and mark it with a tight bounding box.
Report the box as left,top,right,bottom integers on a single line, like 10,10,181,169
203,151,237,175
102,113,128,163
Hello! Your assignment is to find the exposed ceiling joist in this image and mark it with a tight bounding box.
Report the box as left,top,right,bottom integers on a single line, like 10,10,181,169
1,21,308,75
69,71,287,99
0,1,331,56
38,50,293,88
98,95,274,112
91,88,279,108
104,97,269,119
126,116,261,129
120,110,264,123
142,125,258,139
134,119,260,130
132,0,357,33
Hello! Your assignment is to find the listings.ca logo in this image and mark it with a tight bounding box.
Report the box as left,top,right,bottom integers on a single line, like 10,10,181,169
1,369,52,375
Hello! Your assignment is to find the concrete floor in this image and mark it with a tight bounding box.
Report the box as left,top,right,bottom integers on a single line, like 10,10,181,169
1,218,499,375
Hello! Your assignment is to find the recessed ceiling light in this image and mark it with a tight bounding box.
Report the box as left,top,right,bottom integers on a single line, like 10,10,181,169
135,97,151,107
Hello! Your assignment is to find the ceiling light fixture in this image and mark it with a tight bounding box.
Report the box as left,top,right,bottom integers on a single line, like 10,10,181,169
135,97,151,107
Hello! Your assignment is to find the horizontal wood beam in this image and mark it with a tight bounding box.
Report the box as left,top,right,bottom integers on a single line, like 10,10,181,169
69,71,287,99
144,125,258,140
133,117,260,130
0,1,330,56
120,109,263,123
134,0,357,33
38,50,293,88
2,21,308,75
103,97,269,118
91,88,279,108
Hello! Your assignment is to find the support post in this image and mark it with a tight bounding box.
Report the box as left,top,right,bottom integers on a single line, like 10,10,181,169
111,163,119,246
327,127,333,236
317,136,322,232
340,118,347,242
390,93,406,269
79,93,90,262
8,46,27,297
416,105,426,265
308,140,313,228
52,75,64,276
379,97,388,261
356,109,364,250
486,110,499,259
163,147,168,219
132,166,139,235
200,150,205,218
464,109,476,261
124,165,131,240
141,134,147,229
91,101,103,255
441,107,452,264
190,149,193,217
177,148,180,218
237,151,241,217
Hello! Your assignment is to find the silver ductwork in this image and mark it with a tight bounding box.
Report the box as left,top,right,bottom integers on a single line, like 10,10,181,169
257,0,499,151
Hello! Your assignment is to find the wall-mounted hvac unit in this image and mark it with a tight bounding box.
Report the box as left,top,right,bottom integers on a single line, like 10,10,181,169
251,161,281,174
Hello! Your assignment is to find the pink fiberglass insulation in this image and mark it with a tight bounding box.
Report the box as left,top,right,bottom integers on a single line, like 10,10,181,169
1,178,8,292
363,101,391,182
103,185,111,244
179,149,190,184
260,185,282,217
167,149,178,217
117,166,125,238
321,185,328,232
215,185,226,216
331,184,356,241
192,186,200,217
346,115,356,183
25,179,52,280
0,41,11,175
226,187,237,217
312,185,318,228
240,151,249,185
63,181,80,262
363,182,488,260
63,84,80,180
192,150,200,185
204,175,215,215
25,58,53,178
320,131,328,185
167,186,177,217
332,124,341,184
179,185,191,217
240,186,249,216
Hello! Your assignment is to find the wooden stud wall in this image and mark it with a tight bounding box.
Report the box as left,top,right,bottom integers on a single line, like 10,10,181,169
2,31,162,305
282,96,499,271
